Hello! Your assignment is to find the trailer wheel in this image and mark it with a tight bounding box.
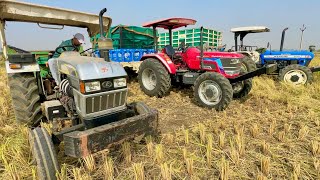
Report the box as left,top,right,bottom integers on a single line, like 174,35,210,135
29,127,59,180
194,72,233,111
279,64,313,85
138,58,171,97
8,73,43,126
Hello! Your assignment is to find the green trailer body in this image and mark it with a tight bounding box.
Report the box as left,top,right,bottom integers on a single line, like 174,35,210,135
158,27,223,49
91,25,156,50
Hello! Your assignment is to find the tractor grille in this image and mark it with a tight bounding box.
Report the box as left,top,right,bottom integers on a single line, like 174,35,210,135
85,90,127,114
220,58,242,74
73,88,128,119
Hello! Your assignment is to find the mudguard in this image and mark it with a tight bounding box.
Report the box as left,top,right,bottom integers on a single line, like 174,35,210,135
5,61,40,74
141,53,177,74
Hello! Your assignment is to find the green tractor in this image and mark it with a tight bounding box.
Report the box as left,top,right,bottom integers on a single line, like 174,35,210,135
1,1,158,179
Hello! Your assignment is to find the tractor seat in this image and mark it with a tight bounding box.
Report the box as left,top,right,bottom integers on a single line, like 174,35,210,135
164,45,175,56
163,45,182,60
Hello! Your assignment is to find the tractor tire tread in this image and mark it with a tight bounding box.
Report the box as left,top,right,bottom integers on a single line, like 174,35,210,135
30,127,59,180
8,73,43,126
138,58,171,97
193,72,233,111
242,56,257,72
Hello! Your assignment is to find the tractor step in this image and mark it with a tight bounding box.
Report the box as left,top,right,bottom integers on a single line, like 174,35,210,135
63,103,158,158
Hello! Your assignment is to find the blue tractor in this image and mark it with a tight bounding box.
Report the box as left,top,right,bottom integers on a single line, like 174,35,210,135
231,26,320,85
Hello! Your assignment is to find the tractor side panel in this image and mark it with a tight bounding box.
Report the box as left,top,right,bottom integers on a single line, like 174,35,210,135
141,53,177,74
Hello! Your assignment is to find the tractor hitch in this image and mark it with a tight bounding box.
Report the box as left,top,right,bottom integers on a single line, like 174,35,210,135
310,66,320,73
228,64,277,83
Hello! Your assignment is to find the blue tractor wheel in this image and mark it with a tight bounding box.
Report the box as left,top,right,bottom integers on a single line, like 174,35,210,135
278,64,313,85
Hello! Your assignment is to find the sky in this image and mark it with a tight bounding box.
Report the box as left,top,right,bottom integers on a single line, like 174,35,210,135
2,0,320,51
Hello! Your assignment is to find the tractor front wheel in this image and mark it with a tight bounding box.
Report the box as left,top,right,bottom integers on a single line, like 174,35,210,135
279,64,313,85
29,127,59,180
138,58,171,97
194,72,233,111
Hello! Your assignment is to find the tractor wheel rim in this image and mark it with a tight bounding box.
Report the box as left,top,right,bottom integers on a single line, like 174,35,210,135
142,68,157,91
283,69,307,85
198,80,222,106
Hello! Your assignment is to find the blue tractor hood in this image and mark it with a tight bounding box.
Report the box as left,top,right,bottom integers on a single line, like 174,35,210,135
261,50,314,61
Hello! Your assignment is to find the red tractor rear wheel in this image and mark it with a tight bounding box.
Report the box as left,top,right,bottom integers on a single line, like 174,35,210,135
138,58,171,97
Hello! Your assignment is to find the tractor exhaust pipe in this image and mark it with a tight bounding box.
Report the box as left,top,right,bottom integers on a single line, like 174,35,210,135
280,27,288,51
99,8,107,38
97,8,113,61
200,26,204,70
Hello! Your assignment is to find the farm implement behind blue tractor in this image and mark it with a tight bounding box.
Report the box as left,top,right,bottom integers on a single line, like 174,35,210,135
231,26,320,85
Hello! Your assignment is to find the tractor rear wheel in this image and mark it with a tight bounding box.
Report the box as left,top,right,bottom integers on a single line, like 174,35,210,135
8,73,43,126
29,127,59,180
241,56,257,72
194,72,233,111
138,58,171,97
279,64,313,85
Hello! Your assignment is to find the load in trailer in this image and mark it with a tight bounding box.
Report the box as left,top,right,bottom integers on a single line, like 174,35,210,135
231,26,320,85
137,18,277,111
0,1,158,179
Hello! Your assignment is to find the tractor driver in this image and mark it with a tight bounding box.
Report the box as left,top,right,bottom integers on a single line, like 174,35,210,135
48,33,85,84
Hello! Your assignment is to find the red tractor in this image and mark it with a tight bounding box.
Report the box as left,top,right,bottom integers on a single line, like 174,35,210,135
138,18,276,111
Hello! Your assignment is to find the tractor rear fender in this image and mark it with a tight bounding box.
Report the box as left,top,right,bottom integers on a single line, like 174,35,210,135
5,61,40,74
141,53,177,74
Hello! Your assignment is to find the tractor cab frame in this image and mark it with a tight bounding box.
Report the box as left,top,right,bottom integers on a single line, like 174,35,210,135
143,17,197,52
231,26,270,52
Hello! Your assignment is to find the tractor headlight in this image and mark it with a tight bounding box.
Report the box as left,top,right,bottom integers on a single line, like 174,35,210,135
85,81,101,92
113,78,127,88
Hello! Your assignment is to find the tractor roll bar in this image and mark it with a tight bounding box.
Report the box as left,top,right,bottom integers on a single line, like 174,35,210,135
200,26,204,70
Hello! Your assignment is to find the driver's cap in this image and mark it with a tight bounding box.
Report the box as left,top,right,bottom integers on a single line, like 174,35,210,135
74,33,85,44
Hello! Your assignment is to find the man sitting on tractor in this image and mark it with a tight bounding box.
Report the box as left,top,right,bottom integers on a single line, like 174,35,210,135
48,33,85,84
52,33,85,58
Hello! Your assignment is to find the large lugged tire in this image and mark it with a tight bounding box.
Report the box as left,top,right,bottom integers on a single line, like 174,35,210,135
279,64,313,85
29,127,59,180
241,56,257,72
138,58,171,97
233,56,255,99
232,78,252,99
194,72,233,111
8,73,43,126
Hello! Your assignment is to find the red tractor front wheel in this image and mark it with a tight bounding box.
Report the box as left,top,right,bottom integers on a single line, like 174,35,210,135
194,72,233,111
